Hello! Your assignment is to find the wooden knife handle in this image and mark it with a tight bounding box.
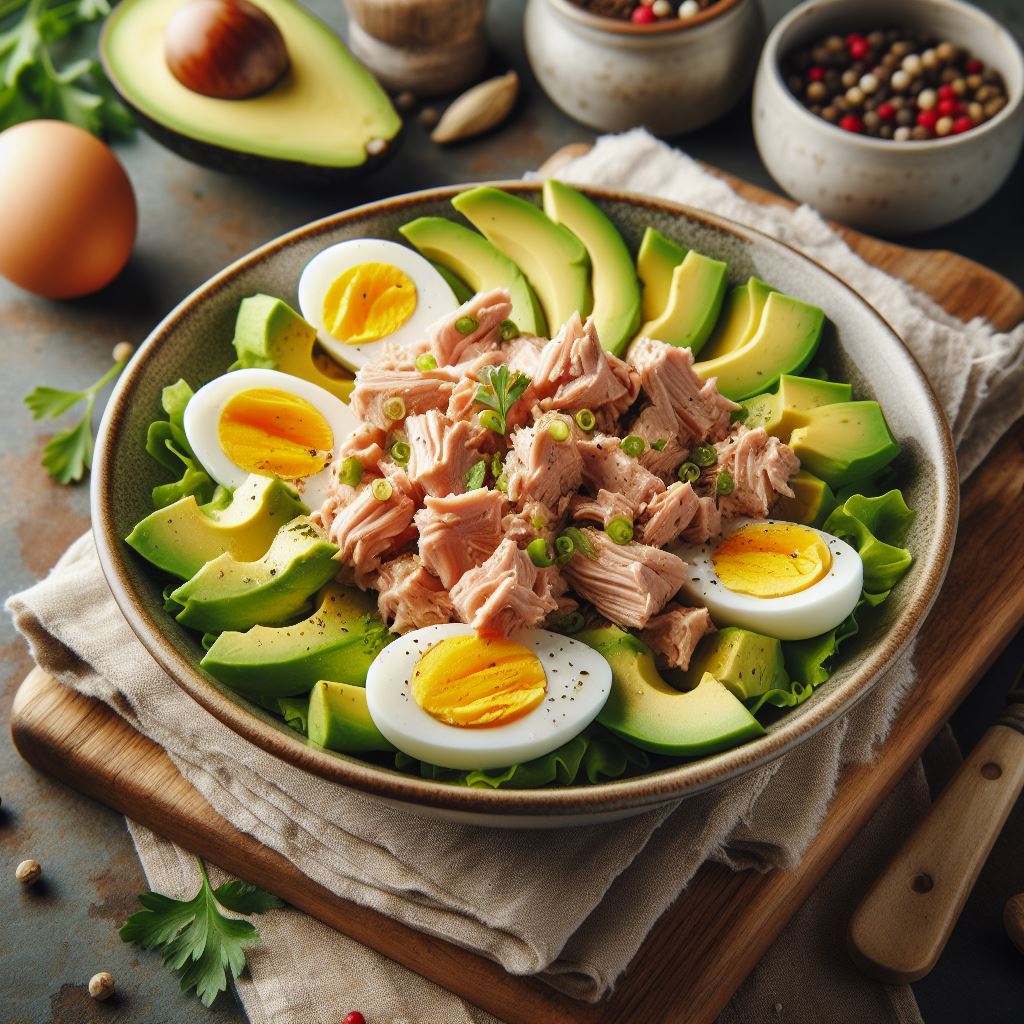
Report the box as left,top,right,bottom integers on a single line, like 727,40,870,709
848,707,1024,984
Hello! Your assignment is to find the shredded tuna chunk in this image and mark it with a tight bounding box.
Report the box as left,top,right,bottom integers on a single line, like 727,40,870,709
561,529,687,629
429,288,512,366
504,413,584,510
531,313,640,423
414,489,505,589
569,489,635,529
504,333,548,377
450,538,560,637
681,495,721,544
336,423,387,472
637,482,700,548
375,555,454,633
577,435,664,513
628,336,738,443
351,367,455,429
501,499,566,546
641,604,714,671
714,426,800,519
404,410,485,498
629,403,688,481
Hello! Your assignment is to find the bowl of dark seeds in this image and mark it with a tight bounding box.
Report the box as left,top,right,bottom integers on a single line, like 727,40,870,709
753,0,1024,234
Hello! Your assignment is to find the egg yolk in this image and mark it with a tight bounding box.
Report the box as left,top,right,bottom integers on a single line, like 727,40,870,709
323,262,417,345
218,388,333,480
712,523,832,599
412,636,547,728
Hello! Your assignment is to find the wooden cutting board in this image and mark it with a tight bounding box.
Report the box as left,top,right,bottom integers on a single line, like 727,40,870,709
11,155,1024,1024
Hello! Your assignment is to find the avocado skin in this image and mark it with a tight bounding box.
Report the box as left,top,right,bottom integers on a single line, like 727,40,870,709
574,626,764,757
201,583,393,698
308,679,396,754
677,626,789,701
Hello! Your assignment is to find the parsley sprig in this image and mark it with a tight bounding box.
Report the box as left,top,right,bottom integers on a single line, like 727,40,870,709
475,364,530,435
120,857,282,1007
0,0,133,136
24,348,130,483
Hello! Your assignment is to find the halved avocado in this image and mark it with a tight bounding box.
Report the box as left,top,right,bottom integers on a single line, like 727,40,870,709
637,227,687,323
637,250,728,356
101,0,402,184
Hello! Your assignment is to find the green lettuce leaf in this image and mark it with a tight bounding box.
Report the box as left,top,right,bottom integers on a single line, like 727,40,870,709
747,679,814,716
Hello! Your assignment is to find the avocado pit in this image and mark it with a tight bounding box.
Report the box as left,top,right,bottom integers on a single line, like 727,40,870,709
164,0,290,100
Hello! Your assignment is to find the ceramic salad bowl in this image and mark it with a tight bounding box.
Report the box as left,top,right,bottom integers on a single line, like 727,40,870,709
92,183,957,828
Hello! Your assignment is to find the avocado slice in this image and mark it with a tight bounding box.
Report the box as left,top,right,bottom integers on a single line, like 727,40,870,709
231,294,354,402
637,227,687,323
637,250,728,356
575,627,764,756
452,186,592,334
788,401,901,489
430,262,474,304
677,627,789,702
308,679,396,753
202,583,393,698
702,277,776,360
101,0,401,182
170,516,340,633
773,470,837,528
695,291,825,401
739,374,853,441
399,216,545,336
126,474,307,580
542,180,641,356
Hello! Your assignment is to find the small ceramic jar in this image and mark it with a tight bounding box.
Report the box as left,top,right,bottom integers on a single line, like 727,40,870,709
753,0,1024,235
524,0,764,135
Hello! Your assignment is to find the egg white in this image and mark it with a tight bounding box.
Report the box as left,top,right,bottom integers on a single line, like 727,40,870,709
365,623,612,771
673,518,863,641
184,367,360,511
297,239,458,372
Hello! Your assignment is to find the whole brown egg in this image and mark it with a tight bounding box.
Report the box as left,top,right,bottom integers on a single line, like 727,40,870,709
0,120,137,299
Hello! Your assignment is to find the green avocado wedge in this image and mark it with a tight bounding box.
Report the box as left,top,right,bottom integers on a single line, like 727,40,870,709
702,277,776,360
542,180,641,355
773,469,837,528
201,583,392,698
637,226,687,323
126,474,308,580
452,186,592,334
399,216,545,336
170,517,340,633
739,374,853,442
676,627,789,702
575,627,764,757
308,679,396,753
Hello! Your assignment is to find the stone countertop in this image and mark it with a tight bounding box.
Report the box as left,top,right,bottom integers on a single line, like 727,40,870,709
2,1,1021,1021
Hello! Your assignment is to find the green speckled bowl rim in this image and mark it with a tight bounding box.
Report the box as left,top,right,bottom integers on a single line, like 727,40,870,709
92,182,958,820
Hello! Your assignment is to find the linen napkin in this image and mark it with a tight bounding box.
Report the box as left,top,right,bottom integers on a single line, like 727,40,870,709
9,129,1024,1023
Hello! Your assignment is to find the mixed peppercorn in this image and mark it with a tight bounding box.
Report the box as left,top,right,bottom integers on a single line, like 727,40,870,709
569,0,721,24
782,29,1009,140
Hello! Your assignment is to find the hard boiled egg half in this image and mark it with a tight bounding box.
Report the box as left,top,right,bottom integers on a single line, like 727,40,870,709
365,624,612,770
184,367,360,510
674,519,863,641
298,239,458,372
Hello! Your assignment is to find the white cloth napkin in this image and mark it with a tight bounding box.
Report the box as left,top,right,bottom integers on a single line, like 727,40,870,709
9,129,1024,1023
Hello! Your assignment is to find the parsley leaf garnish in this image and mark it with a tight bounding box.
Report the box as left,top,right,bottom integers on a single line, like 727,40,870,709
120,857,282,1007
474,364,530,435
464,459,487,491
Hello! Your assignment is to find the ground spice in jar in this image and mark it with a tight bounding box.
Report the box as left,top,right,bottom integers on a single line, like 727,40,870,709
569,0,721,24
781,29,1009,140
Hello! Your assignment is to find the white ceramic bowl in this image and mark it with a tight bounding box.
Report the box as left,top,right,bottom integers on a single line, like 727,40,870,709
753,0,1024,234
524,0,764,135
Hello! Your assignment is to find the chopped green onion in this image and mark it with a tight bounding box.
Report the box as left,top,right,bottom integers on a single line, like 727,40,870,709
464,459,487,490
415,352,438,372
554,534,575,564
479,409,504,434
527,537,555,567
548,417,570,442
691,442,717,467
499,319,520,341
621,435,646,458
455,315,477,335
382,396,406,421
531,515,546,530
491,451,504,477
716,469,735,496
562,526,597,559
495,473,509,493
390,441,411,465
574,409,596,432
651,438,667,451
730,406,748,423
338,456,363,487
371,477,394,501
553,611,585,634
605,517,634,545
677,461,700,484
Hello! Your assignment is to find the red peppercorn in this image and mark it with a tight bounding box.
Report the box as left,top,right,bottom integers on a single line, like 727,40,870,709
838,114,864,133
343,1013,366,1024
845,32,864,46
952,115,975,134
848,37,870,60
936,97,957,117
965,58,983,74
631,4,656,23
938,84,956,101
807,66,825,82
876,101,896,121
955,101,968,115
917,109,939,129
